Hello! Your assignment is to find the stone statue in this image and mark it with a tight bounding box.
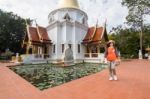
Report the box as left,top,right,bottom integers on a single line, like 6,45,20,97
15,53,19,63
63,45,74,66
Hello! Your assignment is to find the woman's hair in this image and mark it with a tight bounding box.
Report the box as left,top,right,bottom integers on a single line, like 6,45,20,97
107,41,115,48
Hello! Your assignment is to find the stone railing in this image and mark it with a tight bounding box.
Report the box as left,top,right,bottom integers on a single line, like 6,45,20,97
84,53,104,58
21,54,51,64
34,54,42,58
84,53,98,58
34,54,50,59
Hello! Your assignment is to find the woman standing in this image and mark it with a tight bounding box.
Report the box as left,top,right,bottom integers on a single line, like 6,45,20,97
104,40,120,81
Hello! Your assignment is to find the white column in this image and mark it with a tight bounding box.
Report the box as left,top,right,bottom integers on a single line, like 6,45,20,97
139,50,142,59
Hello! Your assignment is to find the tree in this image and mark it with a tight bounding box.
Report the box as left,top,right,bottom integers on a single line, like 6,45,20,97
122,0,150,58
109,25,150,58
122,0,150,28
0,9,31,54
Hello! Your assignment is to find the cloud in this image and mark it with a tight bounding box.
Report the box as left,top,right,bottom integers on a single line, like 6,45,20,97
0,0,57,26
0,0,129,32
80,0,128,31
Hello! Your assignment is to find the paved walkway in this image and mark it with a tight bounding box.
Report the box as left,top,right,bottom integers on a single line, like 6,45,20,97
0,60,150,99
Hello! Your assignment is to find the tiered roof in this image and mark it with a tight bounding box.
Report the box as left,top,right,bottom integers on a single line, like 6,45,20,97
25,25,52,44
82,26,108,45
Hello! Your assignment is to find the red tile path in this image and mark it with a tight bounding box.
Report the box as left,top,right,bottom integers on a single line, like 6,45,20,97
0,60,150,99
0,62,49,99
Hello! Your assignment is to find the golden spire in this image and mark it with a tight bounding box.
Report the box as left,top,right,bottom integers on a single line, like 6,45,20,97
58,0,79,9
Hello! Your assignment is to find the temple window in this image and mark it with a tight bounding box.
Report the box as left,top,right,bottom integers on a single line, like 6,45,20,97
53,45,55,53
86,46,89,53
62,44,64,53
91,46,98,53
49,15,54,23
78,44,80,53
64,13,71,21
29,48,32,54
82,18,85,24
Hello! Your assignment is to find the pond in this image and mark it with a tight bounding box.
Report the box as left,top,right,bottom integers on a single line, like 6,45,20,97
9,63,108,90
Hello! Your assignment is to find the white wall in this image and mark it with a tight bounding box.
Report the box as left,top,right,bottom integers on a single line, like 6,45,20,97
47,8,88,63
47,24,58,59
73,23,88,60
66,23,73,43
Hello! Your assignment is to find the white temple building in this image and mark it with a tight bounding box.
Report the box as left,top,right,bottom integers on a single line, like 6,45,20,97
22,0,109,64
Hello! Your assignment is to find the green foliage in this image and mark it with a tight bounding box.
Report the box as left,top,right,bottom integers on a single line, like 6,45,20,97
0,49,14,60
10,63,106,90
111,0,150,58
0,9,31,53
109,25,150,58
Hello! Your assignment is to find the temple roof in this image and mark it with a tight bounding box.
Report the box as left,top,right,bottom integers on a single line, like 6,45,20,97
28,27,40,42
37,26,50,41
26,25,51,44
82,27,95,43
58,0,79,9
82,26,108,45
92,27,104,42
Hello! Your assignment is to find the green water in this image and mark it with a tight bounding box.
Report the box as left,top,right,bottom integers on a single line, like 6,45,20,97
10,63,107,90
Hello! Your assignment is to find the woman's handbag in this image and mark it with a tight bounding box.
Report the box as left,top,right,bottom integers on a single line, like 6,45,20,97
115,59,121,66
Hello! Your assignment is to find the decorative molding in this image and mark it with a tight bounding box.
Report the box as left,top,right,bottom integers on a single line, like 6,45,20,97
49,8,87,17
26,25,32,41
47,21,60,30
74,21,88,30
48,8,88,22
100,27,104,39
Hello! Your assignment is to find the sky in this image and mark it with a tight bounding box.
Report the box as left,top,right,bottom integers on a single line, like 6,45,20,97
0,0,129,32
